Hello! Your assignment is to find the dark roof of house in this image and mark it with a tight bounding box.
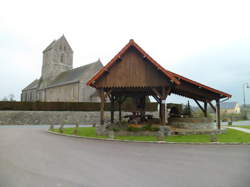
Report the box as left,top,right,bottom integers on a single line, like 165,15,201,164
220,102,238,109
22,79,39,91
48,60,103,88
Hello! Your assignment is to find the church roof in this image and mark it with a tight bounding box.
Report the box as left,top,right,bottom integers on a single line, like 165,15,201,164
22,60,103,92
22,79,39,91
47,60,103,88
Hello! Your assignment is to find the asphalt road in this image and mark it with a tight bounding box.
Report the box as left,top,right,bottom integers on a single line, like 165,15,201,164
0,127,250,187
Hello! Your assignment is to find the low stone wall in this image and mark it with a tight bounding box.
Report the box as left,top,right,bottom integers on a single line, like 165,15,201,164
96,125,171,137
0,110,158,125
168,117,216,129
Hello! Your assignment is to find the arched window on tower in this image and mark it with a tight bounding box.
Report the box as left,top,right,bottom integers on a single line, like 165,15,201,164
60,54,64,63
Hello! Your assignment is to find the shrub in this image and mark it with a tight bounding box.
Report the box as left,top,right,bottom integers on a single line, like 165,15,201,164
127,126,142,132
142,124,152,131
112,127,120,132
151,127,160,131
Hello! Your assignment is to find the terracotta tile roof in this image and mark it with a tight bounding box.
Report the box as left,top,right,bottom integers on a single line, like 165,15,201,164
87,39,231,99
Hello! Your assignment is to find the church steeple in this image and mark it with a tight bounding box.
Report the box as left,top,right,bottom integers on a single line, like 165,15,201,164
41,35,73,84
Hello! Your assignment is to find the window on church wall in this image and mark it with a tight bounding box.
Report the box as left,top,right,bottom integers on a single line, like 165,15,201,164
24,93,27,101
60,54,64,63
39,92,42,101
27,93,29,101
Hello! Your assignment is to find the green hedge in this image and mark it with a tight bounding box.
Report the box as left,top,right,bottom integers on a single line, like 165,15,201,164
0,101,158,112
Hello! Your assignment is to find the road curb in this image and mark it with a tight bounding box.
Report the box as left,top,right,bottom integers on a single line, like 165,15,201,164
47,130,250,145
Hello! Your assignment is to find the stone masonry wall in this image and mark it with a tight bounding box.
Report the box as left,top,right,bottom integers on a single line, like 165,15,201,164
168,117,216,129
46,83,79,102
0,111,158,125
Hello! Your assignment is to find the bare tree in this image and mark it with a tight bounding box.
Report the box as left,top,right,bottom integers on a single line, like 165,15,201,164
2,97,8,101
9,94,15,101
1,94,15,101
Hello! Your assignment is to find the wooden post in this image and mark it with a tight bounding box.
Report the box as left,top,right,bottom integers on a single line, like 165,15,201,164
111,94,114,123
159,99,162,123
100,88,105,125
161,87,166,125
118,96,122,122
161,99,166,125
204,101,208,117
216,99,221,129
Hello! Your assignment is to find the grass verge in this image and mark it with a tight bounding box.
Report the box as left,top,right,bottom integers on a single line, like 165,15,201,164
50,127,250,143
232,125,250,129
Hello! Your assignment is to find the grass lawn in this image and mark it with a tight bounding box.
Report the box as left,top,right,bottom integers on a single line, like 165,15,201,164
50,127,250,143
52,127,108,139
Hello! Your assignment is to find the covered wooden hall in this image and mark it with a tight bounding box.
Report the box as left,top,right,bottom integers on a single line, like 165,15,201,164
87,39,231,129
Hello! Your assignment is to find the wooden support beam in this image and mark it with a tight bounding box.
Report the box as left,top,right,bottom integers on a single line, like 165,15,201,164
152,95,160,104
194,99,205,113
152,88,162,99
204,101,208,117
161,87,166,125
105,89,112,100
166,87,172,96
118,96,122,122
208,101,216,112
121,96,127,104
100,88,105,125
159,99,162,123
113,95,119,102
111,94,114,123
216,99,221,129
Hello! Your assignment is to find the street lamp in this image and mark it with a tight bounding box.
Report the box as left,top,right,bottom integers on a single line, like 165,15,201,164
243,83,249,107
243,83,249,120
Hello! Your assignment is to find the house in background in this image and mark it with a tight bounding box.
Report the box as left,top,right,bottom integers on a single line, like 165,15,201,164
220,102,241,114
21,35,103,102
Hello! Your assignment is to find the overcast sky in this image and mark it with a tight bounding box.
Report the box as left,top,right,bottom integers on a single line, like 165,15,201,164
0,0,249,105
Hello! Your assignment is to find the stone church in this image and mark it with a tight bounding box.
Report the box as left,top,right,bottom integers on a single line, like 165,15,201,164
21,35,103,102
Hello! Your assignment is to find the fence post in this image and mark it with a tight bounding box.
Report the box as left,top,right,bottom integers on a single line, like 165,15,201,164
108,130,115,139
59,124,64,133
210,133,217,142
73,123,79,135
49,124,54,131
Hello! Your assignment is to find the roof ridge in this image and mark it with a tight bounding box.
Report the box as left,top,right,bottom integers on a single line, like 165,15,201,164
67,60,102,73
87,39,180,86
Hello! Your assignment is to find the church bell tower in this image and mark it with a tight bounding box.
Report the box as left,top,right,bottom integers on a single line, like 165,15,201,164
41,35,73,85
